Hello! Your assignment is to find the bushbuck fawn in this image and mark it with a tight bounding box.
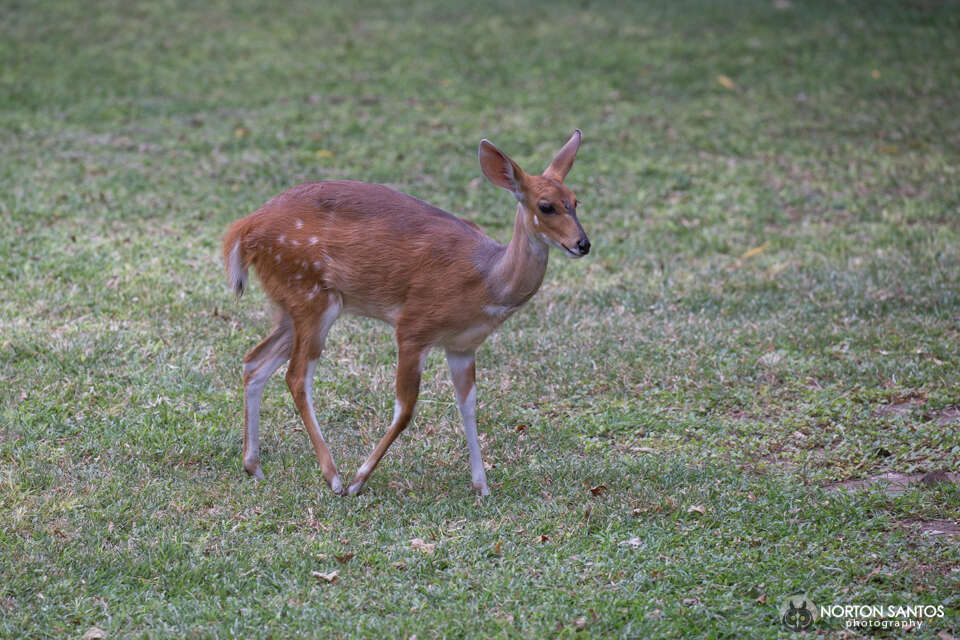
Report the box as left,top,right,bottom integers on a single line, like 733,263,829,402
223,130,589,495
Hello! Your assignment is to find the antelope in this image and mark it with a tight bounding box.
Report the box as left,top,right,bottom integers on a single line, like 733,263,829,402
222,130,589,496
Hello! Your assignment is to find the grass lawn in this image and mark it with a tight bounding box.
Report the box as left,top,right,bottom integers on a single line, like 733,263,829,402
2,0,959,637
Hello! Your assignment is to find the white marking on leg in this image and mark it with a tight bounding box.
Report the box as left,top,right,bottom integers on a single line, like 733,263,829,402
301,294,342,445
446,352,488,493
243,353,288,474
483,304,515,318
459,384,487,492
295,218,303,229
390,400,404,427
309,236,319,245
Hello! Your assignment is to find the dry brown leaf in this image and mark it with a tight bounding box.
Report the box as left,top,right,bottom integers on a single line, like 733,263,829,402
687,505,706,516
83,627,108,640
755,594,767,604
515,424,527,432
740,243,768,260
938,632,958,640
588,484,607,496
493,541,502,556
539,534,550,543
311,570,339,583
716,74,737,90
393,561,407,570
410,538,436,553
573,616,587,630
334,552,355,564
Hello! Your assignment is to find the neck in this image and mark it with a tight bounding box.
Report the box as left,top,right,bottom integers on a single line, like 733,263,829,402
487,204,549,307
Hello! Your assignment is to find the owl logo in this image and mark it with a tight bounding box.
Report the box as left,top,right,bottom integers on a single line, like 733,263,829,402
780,594,817,631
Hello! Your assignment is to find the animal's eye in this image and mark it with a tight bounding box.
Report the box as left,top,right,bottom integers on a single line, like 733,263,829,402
538,202,555,214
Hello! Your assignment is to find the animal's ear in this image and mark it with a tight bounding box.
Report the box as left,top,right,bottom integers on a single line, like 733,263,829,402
479,139,526,198
543,129,581,182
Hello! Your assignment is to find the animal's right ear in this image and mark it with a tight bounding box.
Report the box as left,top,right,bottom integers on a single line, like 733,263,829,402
479,139,526,199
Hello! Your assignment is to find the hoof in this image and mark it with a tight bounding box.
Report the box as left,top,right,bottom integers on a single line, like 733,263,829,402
245,465,265,480
346,480,364,496
330,475,344,496
472,482,490,496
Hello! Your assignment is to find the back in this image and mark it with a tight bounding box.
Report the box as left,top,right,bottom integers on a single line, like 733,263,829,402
230,181,502,325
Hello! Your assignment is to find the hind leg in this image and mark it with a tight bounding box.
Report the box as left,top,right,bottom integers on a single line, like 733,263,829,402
286,293,344,494
242,313,294,479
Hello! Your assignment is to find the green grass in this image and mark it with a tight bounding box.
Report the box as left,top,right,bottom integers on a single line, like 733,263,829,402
2,0,960,637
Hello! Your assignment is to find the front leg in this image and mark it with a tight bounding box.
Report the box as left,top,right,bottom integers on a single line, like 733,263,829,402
446,350,489,495
347,339,428,495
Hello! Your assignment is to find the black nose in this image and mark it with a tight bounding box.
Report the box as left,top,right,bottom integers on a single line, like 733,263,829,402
577,238,591,255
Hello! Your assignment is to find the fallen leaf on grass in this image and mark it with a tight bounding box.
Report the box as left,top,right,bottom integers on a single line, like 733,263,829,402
938,632,958,640
335,552,354,563
716,74,737,90
687,505,706,516
619,537,643,548
83,628,107,640
393,561,407,570
515,424,527,432
589,485,607,496
311,570,339,583
740,243,768,260
573,616,587,630
539,534,550,543
410,538,435,553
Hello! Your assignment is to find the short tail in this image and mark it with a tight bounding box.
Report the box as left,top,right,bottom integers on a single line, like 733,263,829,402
223,221,249,297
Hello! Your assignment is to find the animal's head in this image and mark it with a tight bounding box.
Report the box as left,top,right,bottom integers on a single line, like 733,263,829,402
478,130,590,258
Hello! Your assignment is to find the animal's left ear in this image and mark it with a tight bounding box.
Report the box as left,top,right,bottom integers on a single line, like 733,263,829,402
543,129,581,182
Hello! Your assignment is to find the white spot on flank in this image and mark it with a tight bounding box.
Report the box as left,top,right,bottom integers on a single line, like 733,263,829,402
277,234,286,244
309,236,319,245
291,239,300,246
295,218,303,229
312,261,323,271
274,253,282,262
